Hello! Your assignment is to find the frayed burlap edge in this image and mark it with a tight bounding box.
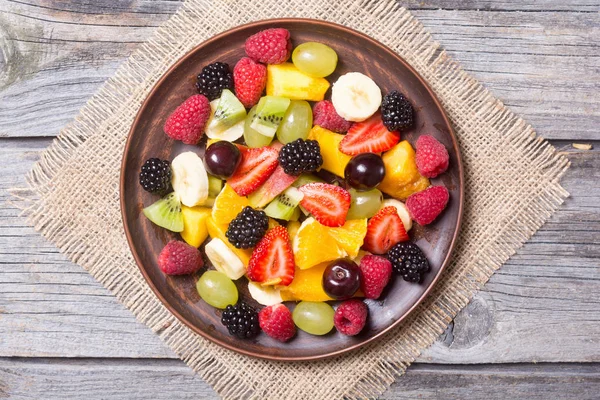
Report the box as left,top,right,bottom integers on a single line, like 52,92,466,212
11,0,570,399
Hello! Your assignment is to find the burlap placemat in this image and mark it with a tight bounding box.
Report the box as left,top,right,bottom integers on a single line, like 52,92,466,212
12,0,570,398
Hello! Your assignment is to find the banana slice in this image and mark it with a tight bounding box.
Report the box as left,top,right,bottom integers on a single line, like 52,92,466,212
171,151,209,207
382,198,412,232
247,281,283,306
204,238,246,280
331,72,382,122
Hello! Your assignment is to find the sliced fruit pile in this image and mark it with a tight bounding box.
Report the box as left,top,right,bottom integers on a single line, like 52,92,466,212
137,28,452,342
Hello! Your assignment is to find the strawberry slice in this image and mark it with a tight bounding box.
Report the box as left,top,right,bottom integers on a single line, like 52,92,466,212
228,146,278,196
363,206,409,254
339,113,401,156
247,226,295,286
298,183,351,227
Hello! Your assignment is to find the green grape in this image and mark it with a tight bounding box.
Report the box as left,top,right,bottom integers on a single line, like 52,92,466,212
346,188,383,220
292,42,338,78
276,100,313,144
292,301,334,335
244,105,273,148
196,270,238,309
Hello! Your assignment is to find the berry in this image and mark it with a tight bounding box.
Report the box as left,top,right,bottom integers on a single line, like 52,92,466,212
139,158,172,195
363,206,409,254
205,141,242,179
359,255,392,299
415,135,449,178
225,206,269,249
339,114,401,156
259,304,296,342
344,153,385,190
227,146,279,196
334,299,368,336
157,240,203,275
233,57,267,108
387,242,430,283
247,226,295,286
221,302,260,339
195,62,234,101
298,183,351,227
245,28,292,64
381,91,414,131
163,94,211,144
322,259,361,300
405,185,449,225
278,139,323,176
312,100,352,133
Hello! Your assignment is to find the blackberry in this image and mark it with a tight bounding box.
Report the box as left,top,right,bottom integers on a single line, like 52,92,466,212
278,139,323,176
196,62,234,101
221,302,260,339
387,242,430,283
225,206,269,249
139,158,172,195
381,91,414,131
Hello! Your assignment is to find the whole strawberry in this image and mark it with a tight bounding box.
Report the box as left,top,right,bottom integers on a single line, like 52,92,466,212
359,255,392,299
245,28,292,64
415,135,449,178
233,57,267,108
313,100,352,133
406,185,449,225
259,304,296,342
158,240,204,275
163,94,210,145
334,299,368,336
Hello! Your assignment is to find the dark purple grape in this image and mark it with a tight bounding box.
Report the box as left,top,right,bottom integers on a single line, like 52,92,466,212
344,153,385,190
204,141,241,178
322,259,361,300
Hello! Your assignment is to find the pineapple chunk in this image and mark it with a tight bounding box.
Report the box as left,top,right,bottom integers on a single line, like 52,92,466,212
308,126,352,177
267,63,330,101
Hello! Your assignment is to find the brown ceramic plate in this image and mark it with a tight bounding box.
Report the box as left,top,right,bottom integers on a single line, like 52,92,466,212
121,18,463,361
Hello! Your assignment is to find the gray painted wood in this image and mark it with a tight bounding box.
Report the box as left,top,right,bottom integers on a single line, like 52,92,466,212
0,2,598,139
1,358,599,399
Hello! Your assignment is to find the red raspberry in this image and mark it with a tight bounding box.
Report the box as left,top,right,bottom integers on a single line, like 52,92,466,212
258,304,296,342
157,240,204,275
245,28,292,64
163,94,210,145
406,185,449,225
233,57,267,108
334,299,368,336
415,135,449,178
313,100,352,133
358,255,392,299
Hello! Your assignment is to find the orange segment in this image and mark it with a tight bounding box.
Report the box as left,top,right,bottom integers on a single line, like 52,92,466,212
211,183,249,225
292,217,347,270
280,263,334,302
379,140,430,200
328,219,368,258
206,217,252,266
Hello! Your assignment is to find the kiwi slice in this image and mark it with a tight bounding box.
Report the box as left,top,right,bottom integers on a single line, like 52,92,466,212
206,89,247,136
292,173,323,188
263,187,304,221
142,192,184,232
289,206,301,222
250,96,291,138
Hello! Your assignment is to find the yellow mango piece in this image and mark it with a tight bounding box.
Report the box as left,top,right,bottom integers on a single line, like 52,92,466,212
287,221,302,243
206,217,253,266
180,206,211,247
267,63,330,101
211,184,249,225
308,126,352,177
280,263,334,302
379,140,430,200
268,218,280,230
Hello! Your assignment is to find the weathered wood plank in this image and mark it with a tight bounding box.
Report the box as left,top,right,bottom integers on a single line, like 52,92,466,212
0,3,598,140
1,358,599,400
1,138,598,362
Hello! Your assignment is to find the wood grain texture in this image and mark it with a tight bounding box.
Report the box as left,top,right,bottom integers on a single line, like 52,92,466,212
2,139,598,362
0,2,598,139
1,358,599,399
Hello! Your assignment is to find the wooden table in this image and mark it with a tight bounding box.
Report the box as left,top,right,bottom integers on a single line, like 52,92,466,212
1,1,599,398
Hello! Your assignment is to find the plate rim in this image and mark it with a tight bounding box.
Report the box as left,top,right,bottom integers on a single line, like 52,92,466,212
120,17,464,361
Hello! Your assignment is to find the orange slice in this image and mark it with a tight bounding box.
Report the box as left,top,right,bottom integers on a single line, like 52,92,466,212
328,219,368,258
211,183,249,225
292,217,347,270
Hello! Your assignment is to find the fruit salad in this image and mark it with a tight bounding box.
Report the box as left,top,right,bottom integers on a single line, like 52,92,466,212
137,28,452,342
